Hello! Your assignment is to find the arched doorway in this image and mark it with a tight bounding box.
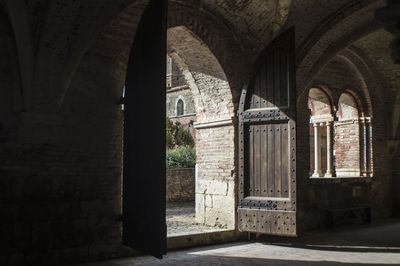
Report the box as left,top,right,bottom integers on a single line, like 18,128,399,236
166,25,236,233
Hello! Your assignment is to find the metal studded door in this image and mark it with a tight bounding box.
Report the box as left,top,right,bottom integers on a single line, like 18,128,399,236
237,28,297,236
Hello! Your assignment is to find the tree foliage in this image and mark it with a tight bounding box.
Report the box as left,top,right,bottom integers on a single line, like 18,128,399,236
166,117,195,168
166,117,194,149
166,146,196,168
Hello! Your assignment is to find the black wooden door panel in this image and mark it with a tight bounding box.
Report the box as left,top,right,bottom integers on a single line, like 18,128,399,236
238,28,296,236
123,0,167,258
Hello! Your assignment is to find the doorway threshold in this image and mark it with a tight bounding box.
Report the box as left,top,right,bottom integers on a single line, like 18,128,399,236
167,229,245,250
166,202,245,249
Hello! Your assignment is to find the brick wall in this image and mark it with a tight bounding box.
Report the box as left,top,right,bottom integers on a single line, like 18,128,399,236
166,168,195,202
0,4,144,264
195,124,236,229
334,120,361,176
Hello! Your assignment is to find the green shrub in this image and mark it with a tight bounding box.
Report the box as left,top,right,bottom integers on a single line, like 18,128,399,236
166,117,194,149
166,146,196,168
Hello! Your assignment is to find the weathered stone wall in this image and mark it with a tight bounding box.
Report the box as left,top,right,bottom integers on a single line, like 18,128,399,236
195,124,236,229
166,87,196,118
166,56,186,88
166,168,195,202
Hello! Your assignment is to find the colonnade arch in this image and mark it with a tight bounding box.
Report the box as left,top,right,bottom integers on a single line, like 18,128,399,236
308,86,373,178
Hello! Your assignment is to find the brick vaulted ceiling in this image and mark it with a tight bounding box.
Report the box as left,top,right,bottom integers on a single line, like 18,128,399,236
21,0,388,70
6,0,397,120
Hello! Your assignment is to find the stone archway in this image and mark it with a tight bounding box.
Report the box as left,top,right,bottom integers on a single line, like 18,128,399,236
167,26,236,229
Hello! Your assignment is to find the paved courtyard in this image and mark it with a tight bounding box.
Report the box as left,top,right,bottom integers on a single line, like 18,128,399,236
166,202,227,236
77,218,400,265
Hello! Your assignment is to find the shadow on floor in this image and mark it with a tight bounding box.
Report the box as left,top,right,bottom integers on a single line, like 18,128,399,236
83,256,390,266
76,218,400,266
254,218,400,253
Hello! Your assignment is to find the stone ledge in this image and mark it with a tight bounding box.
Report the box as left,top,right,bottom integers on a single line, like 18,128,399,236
309,176,374,184
194,117,236,129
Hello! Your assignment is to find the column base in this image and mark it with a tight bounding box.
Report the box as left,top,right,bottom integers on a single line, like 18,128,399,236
312,170,323,177
324,170,334,177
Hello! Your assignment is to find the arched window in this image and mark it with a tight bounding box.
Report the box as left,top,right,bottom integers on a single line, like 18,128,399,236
337,93,359,121
308,88,373,178
176,99,184,116
334,92,362,177
308,88,334,177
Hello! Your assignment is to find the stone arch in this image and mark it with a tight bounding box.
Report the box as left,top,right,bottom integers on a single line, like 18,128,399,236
334,53,375,118
296,1,383,102
167,26,235,122
296,0,379,66
337,92,360,121
167,25,236,229
308,87,333,117
168,2,250,106
57,0,149,113
62,2,146,114
337,46,392,138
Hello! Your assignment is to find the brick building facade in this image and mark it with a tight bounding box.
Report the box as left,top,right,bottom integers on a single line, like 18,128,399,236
166,56,197,140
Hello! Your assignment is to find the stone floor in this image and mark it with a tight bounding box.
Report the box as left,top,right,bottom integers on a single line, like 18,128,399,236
77,218,400,265
166,202,227,236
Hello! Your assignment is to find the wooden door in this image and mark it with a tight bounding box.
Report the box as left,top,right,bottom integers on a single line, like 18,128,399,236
237,28,297,236
123,0,167,258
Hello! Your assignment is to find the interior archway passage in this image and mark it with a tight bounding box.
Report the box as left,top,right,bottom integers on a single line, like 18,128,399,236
168,25,236,229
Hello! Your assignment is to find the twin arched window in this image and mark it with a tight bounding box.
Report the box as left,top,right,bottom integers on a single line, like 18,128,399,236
308,88,373,178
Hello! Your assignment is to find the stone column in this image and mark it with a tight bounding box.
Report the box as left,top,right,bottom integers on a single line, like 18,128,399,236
325,121,334,177
312,122,323,177
367,117,373,175
361,117,368,176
